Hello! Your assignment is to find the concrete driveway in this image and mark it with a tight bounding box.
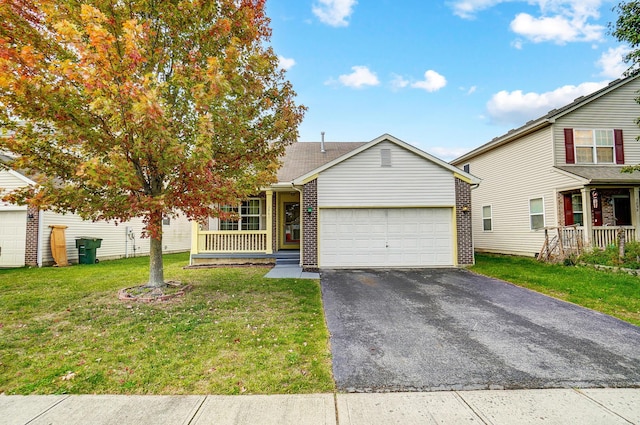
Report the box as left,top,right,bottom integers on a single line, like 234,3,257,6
320,268,640,392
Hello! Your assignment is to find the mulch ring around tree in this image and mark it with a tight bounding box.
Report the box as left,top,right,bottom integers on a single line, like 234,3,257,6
118,281,192,302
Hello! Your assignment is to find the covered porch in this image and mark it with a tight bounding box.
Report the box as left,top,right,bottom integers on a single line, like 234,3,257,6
189,188,303,266
559,185,640,248
541,182,640,261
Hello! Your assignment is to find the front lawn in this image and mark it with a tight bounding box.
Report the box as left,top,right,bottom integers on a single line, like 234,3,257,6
471,253,640,327
0,253,334,395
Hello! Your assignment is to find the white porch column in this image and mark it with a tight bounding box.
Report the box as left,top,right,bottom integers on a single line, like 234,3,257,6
266,190,273,254
190,221,200,259
581,187,592,247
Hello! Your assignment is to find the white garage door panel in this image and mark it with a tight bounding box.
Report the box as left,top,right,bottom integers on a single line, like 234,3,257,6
320,208,453,268
0,211,27,267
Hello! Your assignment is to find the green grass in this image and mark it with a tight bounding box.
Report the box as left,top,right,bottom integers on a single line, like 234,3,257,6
471,253,640,327
0,253,334,395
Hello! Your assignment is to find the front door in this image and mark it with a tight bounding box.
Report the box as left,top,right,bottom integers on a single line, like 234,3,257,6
614,195,632,226
283,202,300,246
279,192,300,250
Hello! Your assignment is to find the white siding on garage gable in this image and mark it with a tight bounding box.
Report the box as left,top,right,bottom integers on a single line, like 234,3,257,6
0,169,29,210
317,141,455,207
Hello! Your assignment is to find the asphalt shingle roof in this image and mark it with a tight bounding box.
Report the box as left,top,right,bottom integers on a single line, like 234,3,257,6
276,141,367,182
555,165,640,184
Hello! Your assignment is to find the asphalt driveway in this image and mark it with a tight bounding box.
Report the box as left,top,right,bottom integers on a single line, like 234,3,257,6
320,268,640,392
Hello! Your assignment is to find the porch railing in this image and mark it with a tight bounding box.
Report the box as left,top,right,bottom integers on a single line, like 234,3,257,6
198,231,268,253
592,226,636,248
539,225,637,262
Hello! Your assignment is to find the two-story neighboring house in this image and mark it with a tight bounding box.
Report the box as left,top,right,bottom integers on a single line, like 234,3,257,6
451,74,640,257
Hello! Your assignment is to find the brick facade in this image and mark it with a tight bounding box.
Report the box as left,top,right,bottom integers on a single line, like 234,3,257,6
302,179,318,270
25,207,39,267
455,178,474,265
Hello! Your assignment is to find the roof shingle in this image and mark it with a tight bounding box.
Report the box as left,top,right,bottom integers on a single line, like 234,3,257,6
276,141,366,182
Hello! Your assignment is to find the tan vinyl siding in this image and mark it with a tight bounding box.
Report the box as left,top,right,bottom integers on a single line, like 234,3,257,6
467,127,580,256
554,78,640,165
40,212,191,265
317,141,455,207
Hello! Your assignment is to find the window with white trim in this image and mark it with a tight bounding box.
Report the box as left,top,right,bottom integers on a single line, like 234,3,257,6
529,197,545,230
571,194,583,226
574,129,614,164
220,199,262,231
482,205,492,231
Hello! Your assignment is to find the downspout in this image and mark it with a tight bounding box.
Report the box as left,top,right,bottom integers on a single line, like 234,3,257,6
291,183,304,267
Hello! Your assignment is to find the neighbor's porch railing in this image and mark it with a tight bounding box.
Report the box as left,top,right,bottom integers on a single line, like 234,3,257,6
539,225,637,262
592,226,636,248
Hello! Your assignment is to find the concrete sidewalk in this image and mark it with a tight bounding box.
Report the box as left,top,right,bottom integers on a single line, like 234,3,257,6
2,388,639,425
264,264,320,279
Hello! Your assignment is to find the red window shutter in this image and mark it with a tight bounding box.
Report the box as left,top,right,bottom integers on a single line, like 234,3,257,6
563,195,574,226
564,128,575,164
614,129,624,164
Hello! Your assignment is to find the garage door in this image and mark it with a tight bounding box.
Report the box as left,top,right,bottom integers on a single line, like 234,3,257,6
319,208,453,268
0,210,27,268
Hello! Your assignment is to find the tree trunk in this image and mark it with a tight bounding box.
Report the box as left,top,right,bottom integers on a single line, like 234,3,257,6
148,236,165,287
148,208,165,288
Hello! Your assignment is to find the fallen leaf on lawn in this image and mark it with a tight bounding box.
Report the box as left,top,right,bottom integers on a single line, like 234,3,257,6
61,371,76,381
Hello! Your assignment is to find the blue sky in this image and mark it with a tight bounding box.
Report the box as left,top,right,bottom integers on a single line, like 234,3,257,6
265,0,633,160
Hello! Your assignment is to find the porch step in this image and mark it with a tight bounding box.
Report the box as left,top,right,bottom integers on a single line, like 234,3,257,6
275,251,300,266
276,258,300,266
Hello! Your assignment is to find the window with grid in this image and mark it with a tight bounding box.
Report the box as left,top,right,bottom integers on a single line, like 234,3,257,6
482,205,492,231
574,129,614,164
529,198,544,230
220,200,262,231
571,194,583,226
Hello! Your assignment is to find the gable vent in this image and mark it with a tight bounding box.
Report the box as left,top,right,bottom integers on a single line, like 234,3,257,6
381,149,391,167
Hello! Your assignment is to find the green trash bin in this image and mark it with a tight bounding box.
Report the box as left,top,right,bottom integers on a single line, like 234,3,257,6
75,237,102,264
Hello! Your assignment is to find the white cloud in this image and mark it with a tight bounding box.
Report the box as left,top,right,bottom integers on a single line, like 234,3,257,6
278,56,296,71
411,70,447,92
390,74,410,90
510,12,603,44
450,0,508,19
597,46,632,79
486,80,609,126
467,85,477,95
337,66,379,88
450,0,606,45
312,0,357,27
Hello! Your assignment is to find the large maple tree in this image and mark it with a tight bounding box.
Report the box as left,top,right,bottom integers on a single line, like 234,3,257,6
0,0,304,286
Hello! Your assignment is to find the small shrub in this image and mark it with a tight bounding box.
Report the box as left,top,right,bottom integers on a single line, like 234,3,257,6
579,241,640,269
563,254,578,266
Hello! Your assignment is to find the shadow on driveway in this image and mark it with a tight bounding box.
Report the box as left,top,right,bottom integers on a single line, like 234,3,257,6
320,268,640,392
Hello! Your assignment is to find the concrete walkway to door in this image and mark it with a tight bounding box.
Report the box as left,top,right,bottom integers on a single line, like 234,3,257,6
264,251,320,279
321,268,640,392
